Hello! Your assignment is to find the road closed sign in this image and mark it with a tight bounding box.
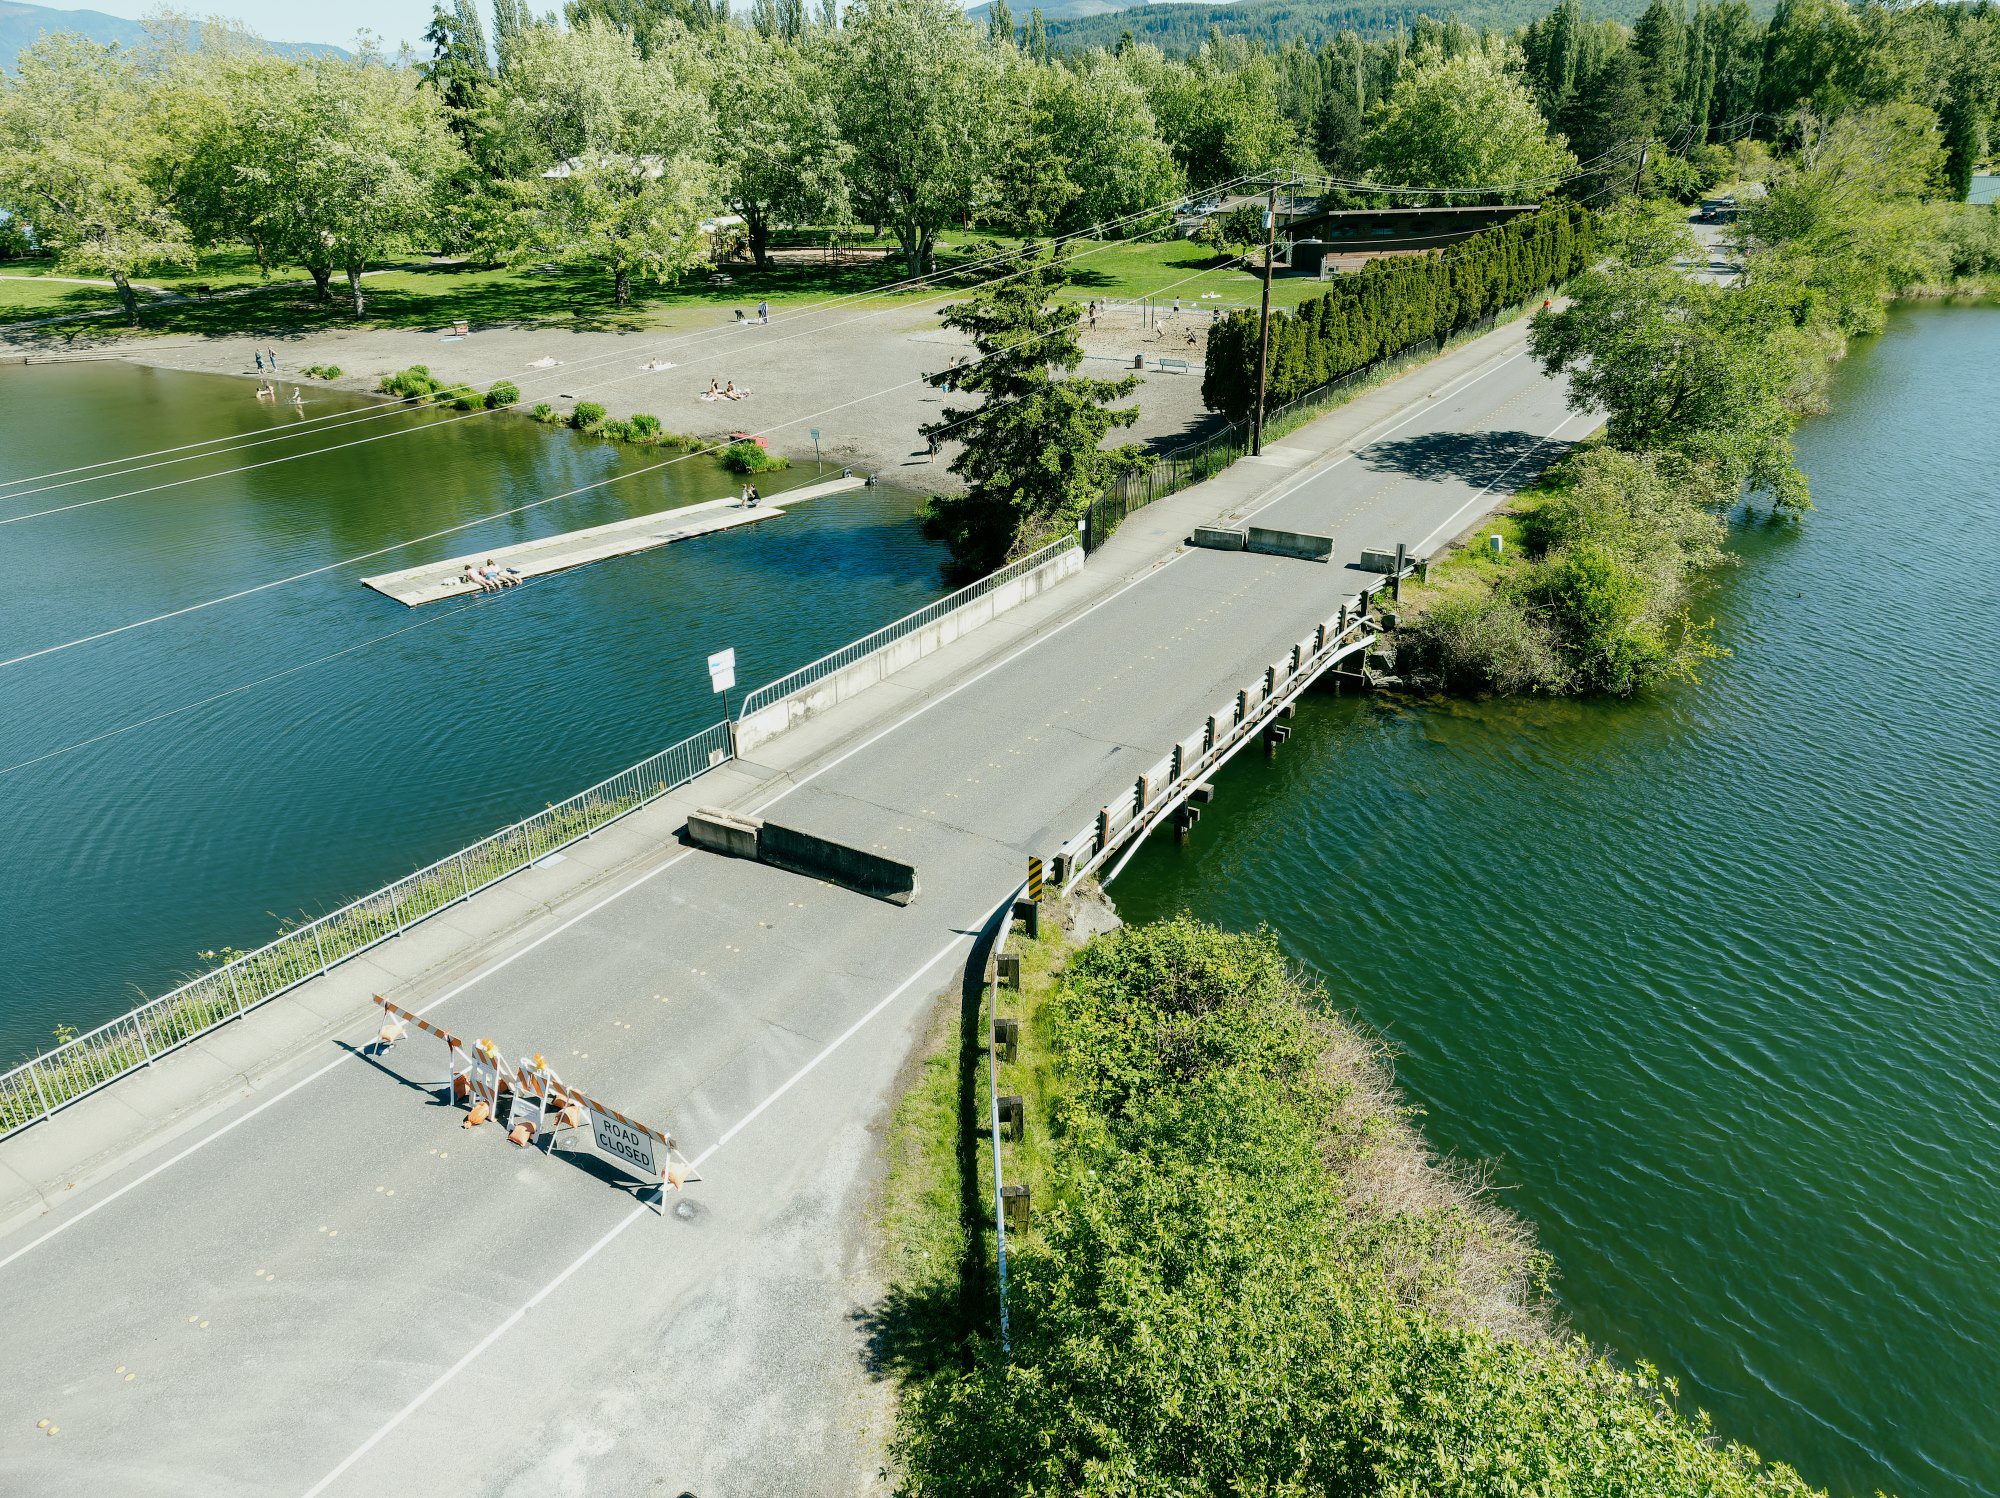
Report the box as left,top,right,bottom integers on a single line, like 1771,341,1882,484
591,1108,661,1178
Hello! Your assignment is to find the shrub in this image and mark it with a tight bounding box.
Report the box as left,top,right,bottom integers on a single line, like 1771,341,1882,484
570,401,606,431
1401,585,1566,694
628,413,662,441
597,417,634,443
530,402,558,423
378,364,446,401
302,363,341,380
720,439,789,474
449,388,484,411
484,380,520,409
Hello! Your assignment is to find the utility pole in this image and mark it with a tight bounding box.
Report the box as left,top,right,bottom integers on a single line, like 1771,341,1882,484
1631,140,1650,197
1251,179,1277,457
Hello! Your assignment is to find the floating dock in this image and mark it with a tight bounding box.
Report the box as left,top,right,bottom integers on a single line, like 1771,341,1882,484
361,474,866,606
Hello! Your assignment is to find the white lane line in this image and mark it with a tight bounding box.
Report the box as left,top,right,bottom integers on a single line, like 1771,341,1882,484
295,930,969,1498
1411,408,1594,556
0,846,697,1274
0,330,1554,1274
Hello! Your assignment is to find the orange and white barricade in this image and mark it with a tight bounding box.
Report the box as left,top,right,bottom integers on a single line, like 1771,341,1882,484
532,1070,699,1212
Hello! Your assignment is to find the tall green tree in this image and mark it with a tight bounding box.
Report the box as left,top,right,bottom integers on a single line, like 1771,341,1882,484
1940,83,1986,202
1364,46,1576,191
686,28,849,268
484,20,714,305
921,247,1141,574
422,0,493,148
0,36,192,325
1530,266,1812,510
836,0,997,275
214,56,459,315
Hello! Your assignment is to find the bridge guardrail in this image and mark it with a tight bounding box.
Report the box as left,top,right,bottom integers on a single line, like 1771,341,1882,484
735,534,1079,722
0,721,734,1140
1051,581,1406,893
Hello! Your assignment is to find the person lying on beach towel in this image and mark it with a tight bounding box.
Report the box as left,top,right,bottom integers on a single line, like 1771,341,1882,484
641,359,676,371
724,381,749,399
527,356,562,369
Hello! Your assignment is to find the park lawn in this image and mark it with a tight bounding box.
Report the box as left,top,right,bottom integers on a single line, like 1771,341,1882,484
2,232,1329,341
1055,235,1331,312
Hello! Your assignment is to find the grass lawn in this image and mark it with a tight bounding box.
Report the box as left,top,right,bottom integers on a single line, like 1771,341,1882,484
2,229,1329,342
873,904,1075,1373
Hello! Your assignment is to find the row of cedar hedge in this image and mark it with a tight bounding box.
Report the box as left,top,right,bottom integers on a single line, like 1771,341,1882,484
1201,201,1598,421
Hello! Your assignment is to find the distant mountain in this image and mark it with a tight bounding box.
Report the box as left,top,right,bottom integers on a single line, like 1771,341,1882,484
1036,0,1653,51
0,2,349,72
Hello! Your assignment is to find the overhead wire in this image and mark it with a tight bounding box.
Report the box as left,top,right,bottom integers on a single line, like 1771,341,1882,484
0,177,1255,506
0,249,1260,770
0,248,1260,675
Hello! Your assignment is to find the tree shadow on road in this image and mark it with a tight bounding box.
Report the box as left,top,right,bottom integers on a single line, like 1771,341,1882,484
1358,428,1567,486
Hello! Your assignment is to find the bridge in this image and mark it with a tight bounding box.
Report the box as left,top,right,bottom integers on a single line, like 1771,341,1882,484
0,316,1593,1496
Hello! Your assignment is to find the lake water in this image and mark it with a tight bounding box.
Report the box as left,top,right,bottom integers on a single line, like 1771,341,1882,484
1114,300,2000,1498
0,362,946,1063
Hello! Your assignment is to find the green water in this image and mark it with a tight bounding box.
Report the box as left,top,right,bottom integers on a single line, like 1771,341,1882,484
1114,301,2000,1498
0,361,946,1063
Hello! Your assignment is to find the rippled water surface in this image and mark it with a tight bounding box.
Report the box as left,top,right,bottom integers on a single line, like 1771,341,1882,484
0,362,945,1061
1115,300,2000,1498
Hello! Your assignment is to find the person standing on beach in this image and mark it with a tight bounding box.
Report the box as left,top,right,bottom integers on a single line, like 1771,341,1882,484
254,350,265,373
267,346,279,372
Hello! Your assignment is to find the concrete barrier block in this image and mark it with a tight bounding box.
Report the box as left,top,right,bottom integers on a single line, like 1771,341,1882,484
758,821,919,906
1190,525,1247,551
685,806,761,860
1246,526,1333,563
1358,547,1401,573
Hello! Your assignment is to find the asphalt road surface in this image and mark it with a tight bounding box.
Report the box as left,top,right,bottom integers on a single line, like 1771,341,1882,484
0,321,1592,1497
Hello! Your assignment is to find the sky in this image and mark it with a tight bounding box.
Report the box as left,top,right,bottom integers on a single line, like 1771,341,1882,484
61,0,440,53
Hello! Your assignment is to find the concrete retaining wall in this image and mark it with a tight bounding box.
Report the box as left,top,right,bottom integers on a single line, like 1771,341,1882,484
735,543,1083,753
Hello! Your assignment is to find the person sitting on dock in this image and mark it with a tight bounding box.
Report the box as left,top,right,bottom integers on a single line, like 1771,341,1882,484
482,558,522,589
462,561,501,593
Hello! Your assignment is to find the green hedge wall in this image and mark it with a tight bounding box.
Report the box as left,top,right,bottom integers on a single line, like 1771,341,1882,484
1201,202,1598,420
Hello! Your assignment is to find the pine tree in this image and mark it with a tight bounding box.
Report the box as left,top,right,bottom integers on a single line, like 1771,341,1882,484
921,246,1142,576
987,0,1014,48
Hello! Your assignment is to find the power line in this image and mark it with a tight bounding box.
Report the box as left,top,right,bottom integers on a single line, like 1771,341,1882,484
0,180,1252,507
0,248,1258,674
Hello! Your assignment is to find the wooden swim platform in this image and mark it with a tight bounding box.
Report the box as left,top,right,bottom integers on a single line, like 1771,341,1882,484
360,474,866,607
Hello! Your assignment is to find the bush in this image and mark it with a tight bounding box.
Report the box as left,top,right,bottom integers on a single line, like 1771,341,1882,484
893,918,1823,1498
1204,204,1597,420
720,439,789,474
302,363,341,380
1401,584,1566,694
597,417,634,442
530,402,558,423
484,380,520,409
449,388,484,411
379,364,447,401
570,401,606,431
628,412,662,441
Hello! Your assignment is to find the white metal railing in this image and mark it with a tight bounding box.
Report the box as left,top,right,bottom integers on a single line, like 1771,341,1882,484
736,535,1080,720
1052,579,1412,894
0,720,734,1140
